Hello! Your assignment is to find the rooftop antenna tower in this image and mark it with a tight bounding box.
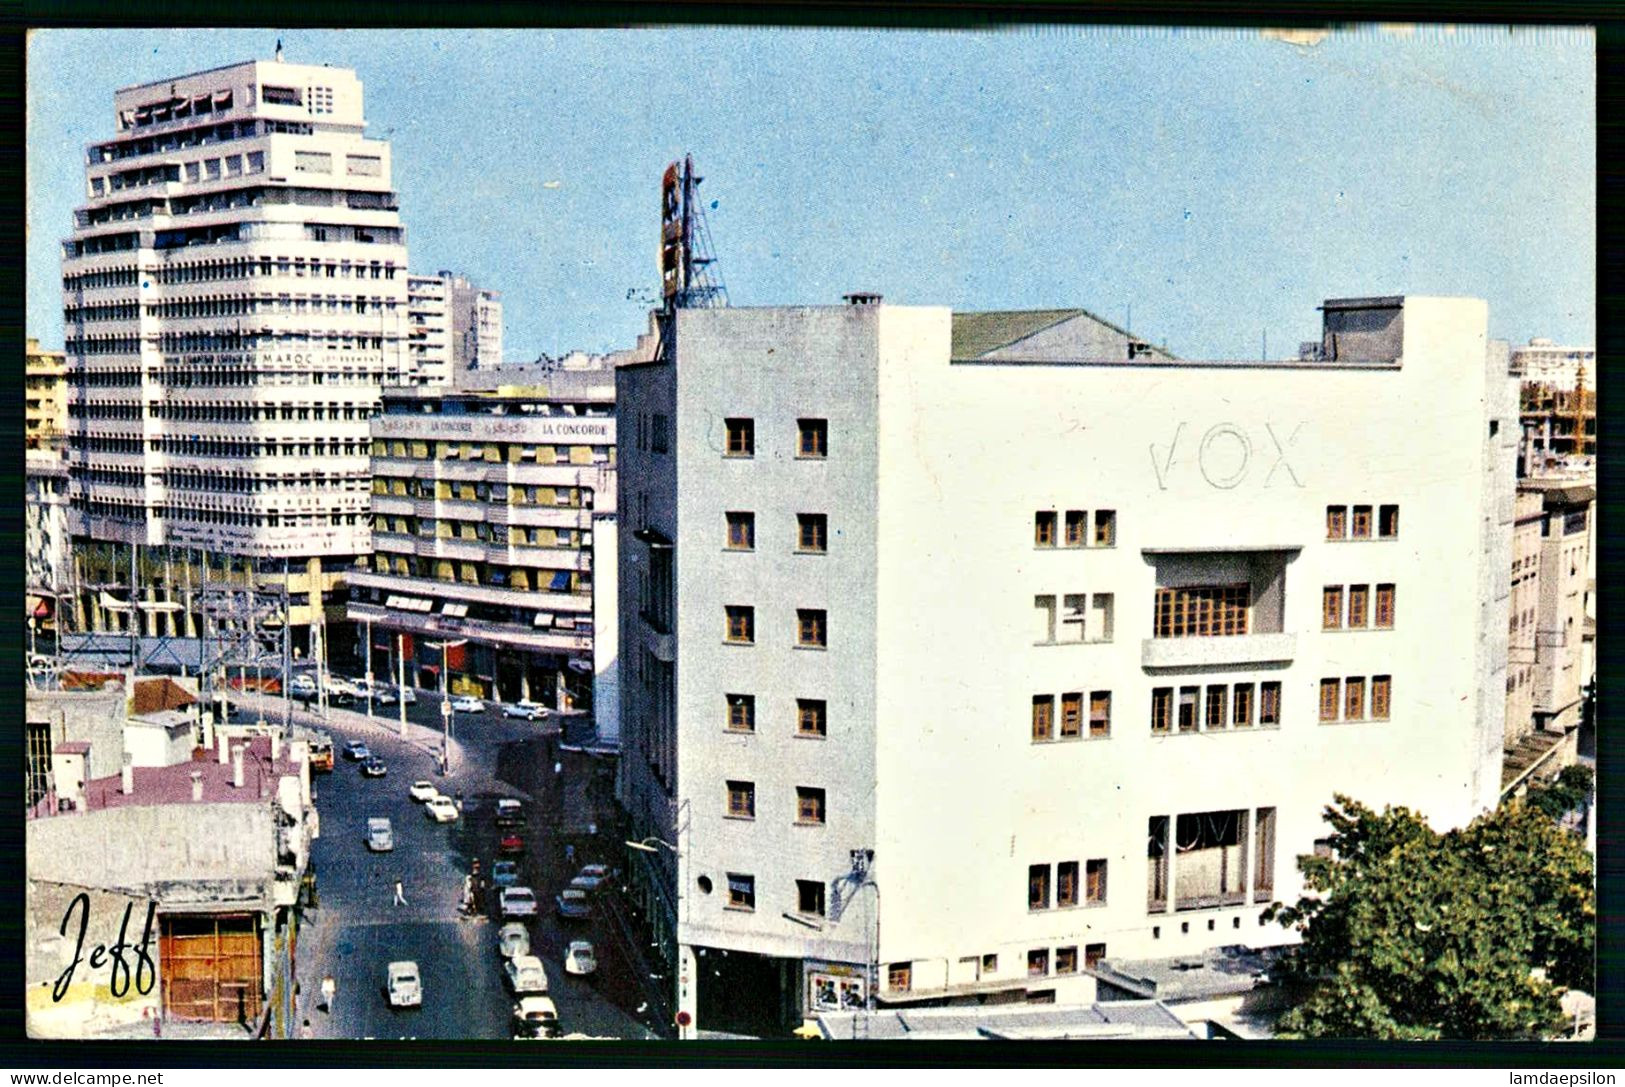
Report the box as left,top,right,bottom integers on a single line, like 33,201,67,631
660,154,727,313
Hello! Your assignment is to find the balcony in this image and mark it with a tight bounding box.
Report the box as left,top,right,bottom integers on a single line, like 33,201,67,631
1141,632,1296,670
347,600,592,654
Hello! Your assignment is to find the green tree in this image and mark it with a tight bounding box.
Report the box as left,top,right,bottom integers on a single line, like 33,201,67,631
1264,794,1594,1040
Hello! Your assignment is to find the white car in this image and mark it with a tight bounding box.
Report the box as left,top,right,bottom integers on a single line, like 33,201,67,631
564,941,597,977
497,922,531,960
512,995,560,1040
290,673,317,693
424,796,459,823
387,961,422,1008
451,695,485,713
502,700,549,720
378,687,418,706
503,954,550,995
408,780,439,803
499,886,539,919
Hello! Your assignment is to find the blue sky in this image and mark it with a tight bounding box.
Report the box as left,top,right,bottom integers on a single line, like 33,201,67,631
28,26,1594,360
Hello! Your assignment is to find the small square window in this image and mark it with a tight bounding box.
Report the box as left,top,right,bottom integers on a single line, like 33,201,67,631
726,511,755,551
726,780,755,819
1326,505,1347,540
797,513,828,553
725,605,755,644
1085,943,1107,970
796,879,826,917
796,786,826,825
725,417,754,457
1032,695,1054,742
796,698,827,737
726,694,755,733
1379,504,1399,538
1034,510,1057,547
726,873,755,911
888,963,912,992
1064,510,1086,546
1055,946,1078,975
797,608,827,648
1094,510,1116,547
1027,949,1050,977
981,954,998,974
1352,504,1373,539
798,418,827,458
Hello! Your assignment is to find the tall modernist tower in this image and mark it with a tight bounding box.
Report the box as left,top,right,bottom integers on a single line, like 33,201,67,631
61,57,408,649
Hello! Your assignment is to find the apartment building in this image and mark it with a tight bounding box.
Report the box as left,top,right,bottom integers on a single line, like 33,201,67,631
1510,337,1594,391
405,269,502,382
406,273,452,385
616,294,1515,1035
347,366,617,707
28,338,68,451
59,57,409,652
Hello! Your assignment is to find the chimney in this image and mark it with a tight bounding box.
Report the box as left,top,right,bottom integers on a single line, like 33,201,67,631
191,770,204,803
120,754,134,795
218,732,230,764
232,746,245,789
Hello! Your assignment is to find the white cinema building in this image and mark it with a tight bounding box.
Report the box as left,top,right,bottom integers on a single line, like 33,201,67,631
616,293,1516,1035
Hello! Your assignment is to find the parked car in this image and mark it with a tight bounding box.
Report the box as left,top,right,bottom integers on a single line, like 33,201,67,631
451,695,485,713
503,954,550,995
512,996,560,1040
497,922,531,960
494,799,525,827
376,688,398,705
387,961,422,1008
328,677,358,697
366,817,394,852
498,832,524,855
564,941,597,977
500,887,539,919
554,889,591,921
362,757,388,778
408,780,439,803
502,701,548,720
397,687,418,704
567,875,601,895
344,741,371,762
290,673,317,693
571,865,610,891
491,860,521,888
425,796,460,823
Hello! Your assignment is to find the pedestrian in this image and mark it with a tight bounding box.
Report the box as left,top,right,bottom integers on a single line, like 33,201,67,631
393,879,407,906
320,975,335,1014
565,843,576,866
299,1018,314,1040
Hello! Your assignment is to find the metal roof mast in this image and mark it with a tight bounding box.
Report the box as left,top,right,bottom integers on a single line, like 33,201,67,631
660,154,727,314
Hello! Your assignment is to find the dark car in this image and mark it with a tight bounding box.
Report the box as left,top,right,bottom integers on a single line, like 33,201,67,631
344,741,371,761
498,832,524,855
491,860,521,888
362,757,388,778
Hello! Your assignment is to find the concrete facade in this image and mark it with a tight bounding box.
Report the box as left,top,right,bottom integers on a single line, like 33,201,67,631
28,338,68,451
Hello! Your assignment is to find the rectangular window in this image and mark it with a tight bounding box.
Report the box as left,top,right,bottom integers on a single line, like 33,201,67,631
1147,816,1169,912
726,780,755,819
1027,949,1050,977
1028,864,1050,911
1034,594,1057,644
1352,504,1373,539
726,694,755,733
725,605,754,644
1094,510,1116,547
1205,685,1228,730
1060,693,1083,738
1085,944,1107,970
1153,584,1250,637
1323,585,1343,629
1260,681,1282,726
346,154,382,177
1232,683,1254,727
1175,809,1249,910
726,873,755,910
797,513,828,553
797,608,827,648
1090,593,1115,642
982,954,998,974
1061,594,1088,642
725,417,754,457
726,511,755,550
1086,859,1108,904
293,150,331,174
797,699,827,737
1345,676,1366,720
1056,861,1079,907
888,963,912,992
1348,584,1369,628
1327,505,1347,539
1089,691,1111,738
797,879,826,917
1320,678,1341,721
1375,583,1395,628
1032,695,1055,742
798,418,827,458
1055,947,1078,975
1151,688,1172,734
1372,675,1392,719
796,787,827,825
1379,504,1399,538
1254,808,1277,903
1177,686,1199,733
1065,510,1086,546
1035,511,1057,547
650,414,670,454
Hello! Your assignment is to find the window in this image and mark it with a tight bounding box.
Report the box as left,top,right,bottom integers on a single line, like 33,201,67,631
1352,504,1373,539
796,787,826,825
1085,943,1107,970
1254,808,1277,903
796,879,826,917
797,513,827,553
1232,683,1254,728
1345,676,1366,720
1375,584,1395,628
1034,594,1057,644
726,511,755,550
1027,949,1050,977
725,605,755,644
1032,695,1055,742
797,608,827,648
1086,859,1108,904
1151,688,1172,734
1035,510,1057,547
797,418,827,458
1060,692,1083,738
1175,809,1249,910
1379,504,1399,538
1089,691,1111,738
1055,947,1078,975
1153,584,1250,637
726,873,755,910
1057,861,1079,907
1327,505,1347,539
726,694,755,733
1260,682,1281,725
1205,685,1228,730
1372,675,1392,719
1147,816,1169,912
1323,586,1343,629
726,780,756,819
797,699,827,737
1094,510,1116,547
650,414,669,454
1348,584,1369,628
888,963,912,992
1061,594,1088,641
1320,678,1341,721
725,417,754,457
1065,510,1086,546
1028,864,1050,910
1177,686,1199,733
981,954,998,974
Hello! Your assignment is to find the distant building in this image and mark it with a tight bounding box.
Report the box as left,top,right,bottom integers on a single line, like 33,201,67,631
407,269,501,379
1510,338,1594,391
27,338,67,451
27,448,71,631
406,273,453,385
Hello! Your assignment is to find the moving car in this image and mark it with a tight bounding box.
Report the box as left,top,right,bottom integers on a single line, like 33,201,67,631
512,996,560,1040
408,780,439,803
499,887,539,919
310,740,334,773
501,700,548,720
567,875,601,895
571,865,610,891
366,817,394,852
387,961,422,1008
503,954,550,995
345,741,371,762
564,941,597,977
494,799,524,827
377,687,418,706
451,695,485,713
425,796,459,823
497,922,531,960
498,832,524,855
290,673,317,693
362,757,388,778
491,860,521,888
554,889,591,921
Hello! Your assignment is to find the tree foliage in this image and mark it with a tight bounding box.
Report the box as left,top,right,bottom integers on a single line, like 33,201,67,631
1263,794,1594,1040
1524,764,1595,821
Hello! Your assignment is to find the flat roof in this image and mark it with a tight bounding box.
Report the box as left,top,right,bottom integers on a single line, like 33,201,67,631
815,1000,1196,1041
1096,944,1283,1002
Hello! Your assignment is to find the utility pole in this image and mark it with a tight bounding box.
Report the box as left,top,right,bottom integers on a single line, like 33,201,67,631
396,632,407,739
364,616,374,721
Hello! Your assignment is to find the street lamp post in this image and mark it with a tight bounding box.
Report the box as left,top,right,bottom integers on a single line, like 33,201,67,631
364,616,374,721
426,638,467,775
396,632,407,739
